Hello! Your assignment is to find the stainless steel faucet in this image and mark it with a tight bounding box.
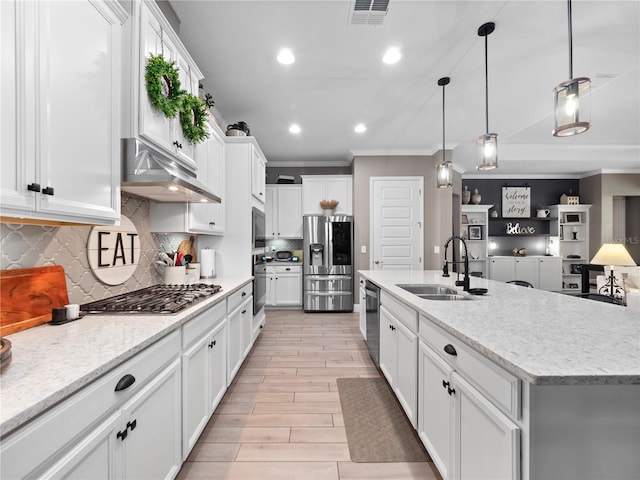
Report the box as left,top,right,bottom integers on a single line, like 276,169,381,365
443,235,470,292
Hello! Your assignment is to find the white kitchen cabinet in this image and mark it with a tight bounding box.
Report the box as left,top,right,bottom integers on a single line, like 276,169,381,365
125,1,203,166
1,332,181,480
265,186,303,238
0,0,125,225
149,119,226,235
490,256,562,290
301,175,352,215
266,265,302,307
379,292,418,427
538,256,562,291
226,284,254,385
181,302,227,458
251,149,267,204
418,316,521,480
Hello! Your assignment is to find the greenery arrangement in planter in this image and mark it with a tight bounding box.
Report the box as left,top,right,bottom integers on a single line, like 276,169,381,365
179,93,209,144
145,54,182,117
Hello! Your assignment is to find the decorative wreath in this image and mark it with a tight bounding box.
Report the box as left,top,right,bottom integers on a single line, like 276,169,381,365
145,54,182,117
179,94,209,144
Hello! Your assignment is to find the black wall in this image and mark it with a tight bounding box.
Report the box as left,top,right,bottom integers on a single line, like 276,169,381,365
462,179,580,212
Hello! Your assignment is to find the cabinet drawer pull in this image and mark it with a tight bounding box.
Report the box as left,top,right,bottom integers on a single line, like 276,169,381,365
443,344,457,356
242,291,247,297
126,419,137,431
117,429,128,441
241,309,247,314
173,140,182,149
42,186,54,196
442,380,450,389
114,374,136,391
27,183,41,192
447,386,456,396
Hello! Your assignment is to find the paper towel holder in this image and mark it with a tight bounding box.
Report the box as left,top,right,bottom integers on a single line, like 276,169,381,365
200,247,216,279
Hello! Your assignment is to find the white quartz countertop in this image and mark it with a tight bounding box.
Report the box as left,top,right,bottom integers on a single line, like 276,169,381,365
359,270,640,386
0,276,251,437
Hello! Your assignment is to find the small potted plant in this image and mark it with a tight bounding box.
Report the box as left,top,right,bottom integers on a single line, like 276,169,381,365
319,199,339,216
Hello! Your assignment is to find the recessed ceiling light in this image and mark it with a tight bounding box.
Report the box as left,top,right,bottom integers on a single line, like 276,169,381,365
200,199,208,203
168,186,179,191
354,123,367,133
382,47,401,65
277,48,295,65
289,124,301,134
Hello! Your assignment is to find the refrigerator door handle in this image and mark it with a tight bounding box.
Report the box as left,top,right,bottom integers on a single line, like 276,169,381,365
326,220,333,269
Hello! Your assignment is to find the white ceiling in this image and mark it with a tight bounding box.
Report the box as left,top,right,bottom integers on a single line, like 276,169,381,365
169,0,640,177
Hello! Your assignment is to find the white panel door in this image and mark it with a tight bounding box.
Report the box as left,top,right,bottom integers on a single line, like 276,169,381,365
371,177,423,270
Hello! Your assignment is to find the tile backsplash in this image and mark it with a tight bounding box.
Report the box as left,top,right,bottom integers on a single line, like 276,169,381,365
0,194,190,304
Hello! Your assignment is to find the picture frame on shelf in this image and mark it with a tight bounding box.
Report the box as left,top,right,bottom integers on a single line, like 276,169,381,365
469,225,482,240
560,225,564,240
461,214,469,224
563,213,582,223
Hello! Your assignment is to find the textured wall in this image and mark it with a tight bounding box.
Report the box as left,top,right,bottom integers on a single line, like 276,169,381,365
0,194,191,304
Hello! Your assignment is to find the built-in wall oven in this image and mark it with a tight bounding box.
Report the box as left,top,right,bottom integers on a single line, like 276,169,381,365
252,208,266,314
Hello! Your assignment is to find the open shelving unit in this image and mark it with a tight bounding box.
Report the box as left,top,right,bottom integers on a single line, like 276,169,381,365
461,204,493,278
549,204,591,293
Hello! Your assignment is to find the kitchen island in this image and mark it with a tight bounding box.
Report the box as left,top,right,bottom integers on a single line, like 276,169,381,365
359,270,640,480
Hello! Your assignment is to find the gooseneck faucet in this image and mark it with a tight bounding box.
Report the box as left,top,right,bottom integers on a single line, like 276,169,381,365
442,235,470,292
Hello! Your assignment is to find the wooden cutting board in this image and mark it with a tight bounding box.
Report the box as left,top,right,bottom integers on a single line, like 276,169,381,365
0,266,69,336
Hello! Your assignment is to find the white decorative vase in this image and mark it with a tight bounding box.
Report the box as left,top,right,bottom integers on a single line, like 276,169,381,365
471,188,481,205
323,209,334,216
462,186,471,205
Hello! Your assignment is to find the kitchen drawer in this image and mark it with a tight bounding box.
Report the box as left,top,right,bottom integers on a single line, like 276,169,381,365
182,300,226,350
1,330,180,479
419,315,520,419
380,291,418,332
274,264,301,274
227,282,252,313
304,275,352,292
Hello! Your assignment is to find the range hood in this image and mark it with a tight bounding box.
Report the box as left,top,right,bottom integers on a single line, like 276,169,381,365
121,138,221,203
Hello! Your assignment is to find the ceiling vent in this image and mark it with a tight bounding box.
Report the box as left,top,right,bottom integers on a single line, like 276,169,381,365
350,0,390,26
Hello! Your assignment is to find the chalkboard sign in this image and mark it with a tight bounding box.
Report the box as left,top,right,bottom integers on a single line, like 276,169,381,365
502,187,531,218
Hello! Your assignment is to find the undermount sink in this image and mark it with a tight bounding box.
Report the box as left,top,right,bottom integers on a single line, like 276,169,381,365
417,293,474,301
396,284,459,295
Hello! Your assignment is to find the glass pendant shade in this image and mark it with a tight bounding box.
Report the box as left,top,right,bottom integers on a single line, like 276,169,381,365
476,133,498,170
436,160,453,188
553,77,591,136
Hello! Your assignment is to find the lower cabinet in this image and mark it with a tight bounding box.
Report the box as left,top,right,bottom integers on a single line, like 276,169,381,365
489,256,562,290
227,295,253,385
181,302,227,458
379,294,418,428
358,282,366,339
266,265,302,307
418,315,521,480
0,332,182,480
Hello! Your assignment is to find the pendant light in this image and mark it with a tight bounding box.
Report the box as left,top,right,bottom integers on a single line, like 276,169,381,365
476,22,498,171
552,0,590,137
436,76,452,188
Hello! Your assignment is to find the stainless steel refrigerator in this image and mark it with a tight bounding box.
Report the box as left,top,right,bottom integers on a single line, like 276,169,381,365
303,214,354,312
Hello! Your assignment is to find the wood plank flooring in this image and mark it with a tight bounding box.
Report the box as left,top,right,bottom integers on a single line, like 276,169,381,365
177,310,442,480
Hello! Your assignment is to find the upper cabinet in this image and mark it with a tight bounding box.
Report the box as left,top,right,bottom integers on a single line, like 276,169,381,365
123,0,203,168
251,149,267,203
0,0,127,224
265,185,303,238
301,175,353,215
150,119,226,234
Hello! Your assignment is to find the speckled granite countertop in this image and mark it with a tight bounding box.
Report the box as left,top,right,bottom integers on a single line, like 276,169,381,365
359,270,640,386
0,277,251,437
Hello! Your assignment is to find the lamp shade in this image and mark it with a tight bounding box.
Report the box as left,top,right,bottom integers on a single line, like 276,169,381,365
436,160,453,188
552,77,591,137
476,133,498,170
590,243,636,266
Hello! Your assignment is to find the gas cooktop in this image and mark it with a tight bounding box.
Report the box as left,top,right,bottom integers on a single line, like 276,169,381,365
80,284,222,314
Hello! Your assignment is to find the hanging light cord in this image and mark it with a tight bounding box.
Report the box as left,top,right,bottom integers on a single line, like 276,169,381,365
442,82,446,165
484,33,489,134
567,0,573,79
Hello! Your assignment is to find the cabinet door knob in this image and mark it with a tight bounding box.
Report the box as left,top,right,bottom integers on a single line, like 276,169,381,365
117,429,128,441
42,186,54,196
447,386,456,396
173,140,182,149
114,373,136,391
126,419,137,431
27,183,41,192
442,380,450,389
241,309,247,314
443,344,457,356
209,222,216,226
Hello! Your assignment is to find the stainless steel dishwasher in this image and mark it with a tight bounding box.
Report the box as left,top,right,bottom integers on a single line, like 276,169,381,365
364,280,380,366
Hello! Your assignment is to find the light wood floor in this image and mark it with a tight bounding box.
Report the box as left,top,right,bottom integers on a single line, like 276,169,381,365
177,309,441,480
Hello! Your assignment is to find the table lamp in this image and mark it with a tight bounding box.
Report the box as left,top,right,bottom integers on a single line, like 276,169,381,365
590,243,636,300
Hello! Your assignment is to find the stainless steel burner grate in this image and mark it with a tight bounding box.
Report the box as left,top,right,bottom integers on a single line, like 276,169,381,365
80,284,222,314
